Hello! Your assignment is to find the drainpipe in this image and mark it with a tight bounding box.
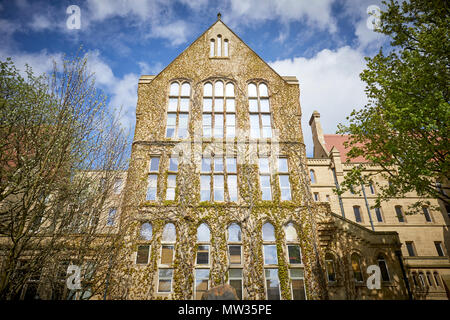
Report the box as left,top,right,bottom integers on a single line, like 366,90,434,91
331,167,345,218
360,182,375,231
395,250,413,300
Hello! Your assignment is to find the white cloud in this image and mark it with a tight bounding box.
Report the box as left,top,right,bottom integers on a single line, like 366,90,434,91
82,50,138,130
227,0,337,33
269,46,368,156
85,0,191,46
149,20,191,46
109,73,139,129
0,48,63,77
29,15,52,31
138,61,163,75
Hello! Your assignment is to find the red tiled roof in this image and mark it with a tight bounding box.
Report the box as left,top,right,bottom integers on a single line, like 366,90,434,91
323,134,368,163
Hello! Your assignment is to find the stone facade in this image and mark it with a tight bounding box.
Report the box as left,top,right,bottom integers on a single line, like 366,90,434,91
107,17,426,300
308,112,450,300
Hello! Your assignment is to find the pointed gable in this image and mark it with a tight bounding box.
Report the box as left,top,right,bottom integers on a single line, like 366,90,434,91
135,14,303,144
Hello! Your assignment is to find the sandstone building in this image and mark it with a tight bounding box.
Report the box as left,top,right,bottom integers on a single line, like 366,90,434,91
106,16,450,300
3,15,448,301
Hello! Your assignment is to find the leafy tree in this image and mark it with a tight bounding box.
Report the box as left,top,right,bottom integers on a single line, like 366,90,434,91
337,0,450,212
0,54,129,300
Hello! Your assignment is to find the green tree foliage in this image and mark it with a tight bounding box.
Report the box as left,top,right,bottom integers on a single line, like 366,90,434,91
337,0,450,211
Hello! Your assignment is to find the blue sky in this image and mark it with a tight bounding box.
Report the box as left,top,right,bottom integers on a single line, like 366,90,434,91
0,0,389,158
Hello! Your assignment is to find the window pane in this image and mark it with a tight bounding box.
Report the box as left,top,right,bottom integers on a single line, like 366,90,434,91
214,158,224,172
292,279,306,300
166,114,176,127
201,158,211,172
250,115,260,138
159,268,173,278
210,40,214,57
200,175,211,201
140,223,152,241
230,279,242,299
264,245,278,265
169,158,178,171
168,98,178,111
288,245,301,264
229,269,242,278
259,83,268,97
166,188,175,200
375,208,383,222
167,174,176,187
248,83,257,97
197,223,210,242
259,158,270,173
179,113,188,127
136,245,150,264
406,242,415,256
203,98,212,112
261,189,271,200
435,242,444,256
310,170,316,183
215,81,224,96
261,114,271,127
228,223,241,242
197,245,209,265
226,114,235,128
214,174,224,187
353,206,362,222
158,279,172,293
249,98,258,112
285,223,298,242
226,83,234,97
325,256,336,281
266,279,280,300
169,82,179,96
351,255,363,282
161,245,174,264
278,158,288,172
214,175,224,201
378,257,390,281
260,98,270,112
423,207,431,222
262,127,272,138
260,175,271,188
195,280,209,300
281,187,291,201
166,127,175,138
290,268,304,278
228,175,238,202
180,98,189,112
279,175,290,188
226,158,237,173
150,158,160,172
262,223,275,241
395,206,404,222
229,245,241,264
224,40,229,57
226,98,235,112
146,188,156,201
181,83,190,96
215,98,224,112
162,224,176,242
204,83,212,96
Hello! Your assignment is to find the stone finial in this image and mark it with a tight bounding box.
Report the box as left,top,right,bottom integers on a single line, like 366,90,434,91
217,12,222,20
